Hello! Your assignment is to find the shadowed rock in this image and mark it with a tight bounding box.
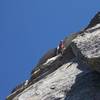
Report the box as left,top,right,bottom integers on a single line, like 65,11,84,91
37,48,57,67
71,27,100,72
85,12,100,30
31,48,57,74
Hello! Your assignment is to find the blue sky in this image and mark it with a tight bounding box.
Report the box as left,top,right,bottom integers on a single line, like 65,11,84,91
0,0,100,99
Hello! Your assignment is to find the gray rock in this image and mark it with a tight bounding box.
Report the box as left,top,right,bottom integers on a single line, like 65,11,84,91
9,57,100,100
71,25,100,72
11,58,91,100
31,48,57,74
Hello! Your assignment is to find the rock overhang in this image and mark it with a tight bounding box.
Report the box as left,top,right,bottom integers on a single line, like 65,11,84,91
71,26,100,72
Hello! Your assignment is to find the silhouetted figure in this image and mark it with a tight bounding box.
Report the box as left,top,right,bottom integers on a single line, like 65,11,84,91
57,40,65,55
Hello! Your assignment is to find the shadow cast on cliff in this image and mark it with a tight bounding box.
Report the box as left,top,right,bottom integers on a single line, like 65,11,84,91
64,58,100,100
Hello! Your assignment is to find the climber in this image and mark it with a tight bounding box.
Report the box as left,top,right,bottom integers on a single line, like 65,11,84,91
56,40,65,55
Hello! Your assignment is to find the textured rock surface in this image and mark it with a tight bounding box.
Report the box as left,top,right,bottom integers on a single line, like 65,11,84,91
12,58,94,100
6,12,100,100
72,24,100,72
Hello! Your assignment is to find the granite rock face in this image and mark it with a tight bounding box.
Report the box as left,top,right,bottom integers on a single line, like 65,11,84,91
71,24,100,72
6,12,100,100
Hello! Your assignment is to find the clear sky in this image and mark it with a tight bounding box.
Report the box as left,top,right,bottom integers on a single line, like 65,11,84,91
0,0,100,99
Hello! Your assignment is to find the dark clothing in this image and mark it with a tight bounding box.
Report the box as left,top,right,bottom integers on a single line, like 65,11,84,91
57,41,65,55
